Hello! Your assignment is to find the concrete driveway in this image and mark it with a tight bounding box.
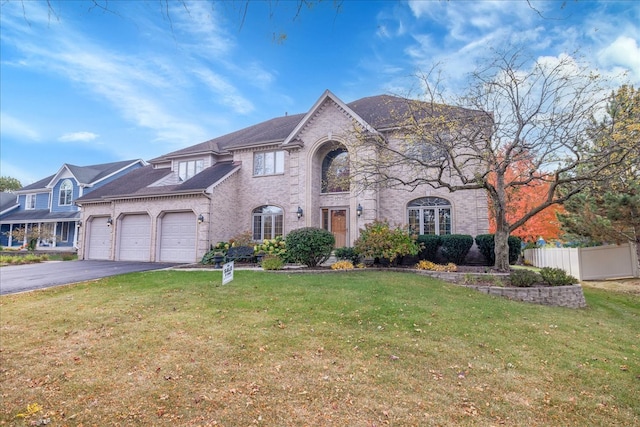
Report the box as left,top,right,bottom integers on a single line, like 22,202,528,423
0,260,180,295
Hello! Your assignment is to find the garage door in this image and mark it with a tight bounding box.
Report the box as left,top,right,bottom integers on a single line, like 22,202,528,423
87,217,112,260
118,214,151,261
159,212,196,263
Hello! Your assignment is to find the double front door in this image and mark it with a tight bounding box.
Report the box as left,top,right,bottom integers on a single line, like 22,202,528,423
322,208,348,248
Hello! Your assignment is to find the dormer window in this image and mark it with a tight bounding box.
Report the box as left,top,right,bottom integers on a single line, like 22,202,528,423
178,160,204,181
59,179,73,206
25,194,36,210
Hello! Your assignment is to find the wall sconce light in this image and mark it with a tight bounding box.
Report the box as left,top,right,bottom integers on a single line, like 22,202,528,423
77,220,83,227
297,206,303,219
107,217,113,227
356,203,363,217
197,214,205,224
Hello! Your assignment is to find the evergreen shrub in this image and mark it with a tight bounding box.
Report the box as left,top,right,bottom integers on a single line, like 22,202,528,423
509,269,543,287
416,234,441,261
439,234,474,265
334,247,361,264
539,267,578,286
285,227,335,267
475,234,522,266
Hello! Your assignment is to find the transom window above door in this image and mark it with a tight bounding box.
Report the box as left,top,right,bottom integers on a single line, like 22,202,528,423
407,197,452,235
321,147,349,193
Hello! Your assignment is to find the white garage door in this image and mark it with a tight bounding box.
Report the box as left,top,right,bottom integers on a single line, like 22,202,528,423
87,217,112,260
118,214,151,261
159,212,196,263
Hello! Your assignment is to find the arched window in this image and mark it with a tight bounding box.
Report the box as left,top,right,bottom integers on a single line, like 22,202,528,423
59,179,73,206
321,147,349,193
252,205,283,241
407,197,452,235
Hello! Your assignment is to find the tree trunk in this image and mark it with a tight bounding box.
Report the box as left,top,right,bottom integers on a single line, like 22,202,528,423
494,224,510,271
493,173,511,271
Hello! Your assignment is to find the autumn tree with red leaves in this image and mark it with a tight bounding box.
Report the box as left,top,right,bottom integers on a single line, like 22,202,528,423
488,158,565,242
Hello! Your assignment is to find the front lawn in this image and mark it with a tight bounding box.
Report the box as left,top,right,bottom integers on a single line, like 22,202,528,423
0,271,638,426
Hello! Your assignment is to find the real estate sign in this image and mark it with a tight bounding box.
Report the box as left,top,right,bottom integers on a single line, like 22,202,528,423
222,261,234,285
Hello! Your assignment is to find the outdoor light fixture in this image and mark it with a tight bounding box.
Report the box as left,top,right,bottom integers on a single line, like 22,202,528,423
197,214,205,224
297,206,303,219
107,217,113,227
356,203,363,217
77,220,83,227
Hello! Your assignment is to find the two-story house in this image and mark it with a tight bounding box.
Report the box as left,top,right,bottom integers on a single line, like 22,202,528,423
0,160,146,250
76,90,490,263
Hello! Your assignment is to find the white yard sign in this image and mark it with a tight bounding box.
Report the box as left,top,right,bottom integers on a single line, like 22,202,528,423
222,261,234,285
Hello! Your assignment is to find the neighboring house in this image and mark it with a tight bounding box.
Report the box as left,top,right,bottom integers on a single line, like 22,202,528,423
0,192,19,219
76,90,489,263
0,160,146,250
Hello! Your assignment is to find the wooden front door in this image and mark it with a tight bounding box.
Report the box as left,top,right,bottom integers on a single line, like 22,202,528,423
322,208,348,248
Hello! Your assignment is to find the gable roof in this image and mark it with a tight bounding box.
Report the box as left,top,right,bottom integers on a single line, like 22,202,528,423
17,159,146,193
151,91,481,162
76,162,240,203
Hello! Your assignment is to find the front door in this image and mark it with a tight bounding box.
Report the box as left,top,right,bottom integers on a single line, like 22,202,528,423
322,208,348,248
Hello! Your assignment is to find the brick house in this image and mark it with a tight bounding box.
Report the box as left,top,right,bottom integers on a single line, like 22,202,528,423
76,90,489,263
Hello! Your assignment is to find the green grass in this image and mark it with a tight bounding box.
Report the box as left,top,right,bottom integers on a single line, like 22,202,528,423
0,270,638,426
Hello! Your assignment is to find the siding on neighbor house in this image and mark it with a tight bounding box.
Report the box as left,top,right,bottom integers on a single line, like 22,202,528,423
50,179,79,213
17,193,50,211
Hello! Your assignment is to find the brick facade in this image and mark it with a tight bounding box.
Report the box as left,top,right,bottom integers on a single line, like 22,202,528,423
77,91,489,263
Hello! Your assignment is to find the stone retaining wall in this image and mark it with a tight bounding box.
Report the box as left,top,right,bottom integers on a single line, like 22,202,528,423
466,284,587,308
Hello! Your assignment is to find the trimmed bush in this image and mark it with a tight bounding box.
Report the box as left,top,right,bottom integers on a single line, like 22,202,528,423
510,269,543,287
285,227,335,267
539,267,578,286
334,247,361,264
416,234,441,262
261,255,284,270
439,234,474,265
354,220,419,264
475,234,522,266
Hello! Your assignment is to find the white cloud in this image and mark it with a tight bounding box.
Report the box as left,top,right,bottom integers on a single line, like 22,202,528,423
58,131,99,142
192,67,254,114
598,36,640,81
0,113,40,141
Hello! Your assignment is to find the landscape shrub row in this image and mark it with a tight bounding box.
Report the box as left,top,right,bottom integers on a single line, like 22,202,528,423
202,225,524,269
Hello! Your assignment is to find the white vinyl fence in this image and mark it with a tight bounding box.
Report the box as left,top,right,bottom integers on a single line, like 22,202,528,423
524,243,639,281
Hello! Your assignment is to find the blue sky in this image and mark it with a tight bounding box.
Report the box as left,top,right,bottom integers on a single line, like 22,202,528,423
1,0,638,185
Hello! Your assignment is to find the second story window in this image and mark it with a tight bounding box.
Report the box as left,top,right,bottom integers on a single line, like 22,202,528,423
254,151,284,176
25,194,36,210
59,179,73,206
178,160,204,181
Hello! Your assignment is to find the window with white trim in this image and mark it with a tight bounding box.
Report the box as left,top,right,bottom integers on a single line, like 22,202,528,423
178,159,204,181
252,205,283,241
407,197,452,235
253,151,284,176
59,179,73,206
25,194,36,210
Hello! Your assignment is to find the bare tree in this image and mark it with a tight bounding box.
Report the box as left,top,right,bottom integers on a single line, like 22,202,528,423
351,48,628,270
